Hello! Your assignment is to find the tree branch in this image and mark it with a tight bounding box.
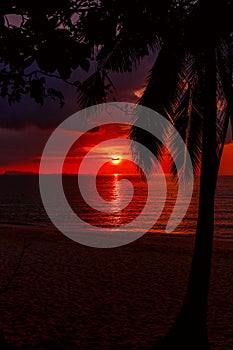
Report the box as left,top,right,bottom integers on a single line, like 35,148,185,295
23,70,79,87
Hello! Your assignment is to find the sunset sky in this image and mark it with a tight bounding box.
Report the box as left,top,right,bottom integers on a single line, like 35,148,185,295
0,53,232,176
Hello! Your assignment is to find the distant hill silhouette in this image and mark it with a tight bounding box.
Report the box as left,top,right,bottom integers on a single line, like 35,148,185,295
3,170,36,175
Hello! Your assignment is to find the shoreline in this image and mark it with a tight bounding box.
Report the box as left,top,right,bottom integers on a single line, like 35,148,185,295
0,222,233,243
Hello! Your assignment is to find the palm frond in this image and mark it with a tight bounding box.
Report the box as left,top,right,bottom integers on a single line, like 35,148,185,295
77,31,158,110
129,39,186,176
170,53,203,177
130,38,203,180
98,41,145,73
216,37,233,147
77,70,110,108
97,33,160,73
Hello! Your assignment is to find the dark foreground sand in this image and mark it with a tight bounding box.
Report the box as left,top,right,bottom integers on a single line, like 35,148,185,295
0,225,232,349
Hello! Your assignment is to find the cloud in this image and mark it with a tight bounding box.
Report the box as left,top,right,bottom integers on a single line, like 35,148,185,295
0,83,76,130
0,127,51,171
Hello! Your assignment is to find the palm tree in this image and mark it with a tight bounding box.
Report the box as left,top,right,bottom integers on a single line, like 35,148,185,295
78,1,233,349
130,2,233,349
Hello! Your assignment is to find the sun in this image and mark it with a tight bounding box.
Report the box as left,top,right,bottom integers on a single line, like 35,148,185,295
111,156,121,165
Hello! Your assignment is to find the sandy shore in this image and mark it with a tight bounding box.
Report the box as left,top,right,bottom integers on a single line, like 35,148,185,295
0,225,232,349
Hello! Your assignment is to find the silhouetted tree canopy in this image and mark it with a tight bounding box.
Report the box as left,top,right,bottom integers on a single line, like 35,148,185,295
1,0,232,106
0,0,96,105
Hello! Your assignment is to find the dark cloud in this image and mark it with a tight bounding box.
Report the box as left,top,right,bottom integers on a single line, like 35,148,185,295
0,127,51,166
0,79,77,130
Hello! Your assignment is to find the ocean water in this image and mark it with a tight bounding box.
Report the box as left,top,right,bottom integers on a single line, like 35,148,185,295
0,174,232,240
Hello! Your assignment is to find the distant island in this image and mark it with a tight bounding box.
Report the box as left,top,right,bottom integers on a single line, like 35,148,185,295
3,170,36,175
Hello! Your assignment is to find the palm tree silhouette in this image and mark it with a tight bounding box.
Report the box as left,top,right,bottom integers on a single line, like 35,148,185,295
132,2,233,348
78,1,233,348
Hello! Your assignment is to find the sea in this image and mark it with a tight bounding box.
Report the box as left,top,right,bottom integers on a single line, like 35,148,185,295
0,174,232,241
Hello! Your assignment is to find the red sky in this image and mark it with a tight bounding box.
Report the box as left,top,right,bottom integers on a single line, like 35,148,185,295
218,142,233,175
61,124,137,175
0,53,232,176
1,124,232,176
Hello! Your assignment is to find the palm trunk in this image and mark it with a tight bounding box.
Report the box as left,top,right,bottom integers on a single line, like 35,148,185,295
173,44,218,346
156,45,219,349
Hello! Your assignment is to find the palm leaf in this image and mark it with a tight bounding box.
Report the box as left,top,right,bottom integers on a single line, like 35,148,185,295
77,70,108,108
130,41,201,179
170,52,203,177
216,37,233,145
97,34,154,73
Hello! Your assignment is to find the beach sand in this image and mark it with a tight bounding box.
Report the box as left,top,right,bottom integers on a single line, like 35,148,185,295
0,225,232,349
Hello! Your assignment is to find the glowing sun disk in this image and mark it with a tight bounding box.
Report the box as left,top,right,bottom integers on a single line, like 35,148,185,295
111,156,121,165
